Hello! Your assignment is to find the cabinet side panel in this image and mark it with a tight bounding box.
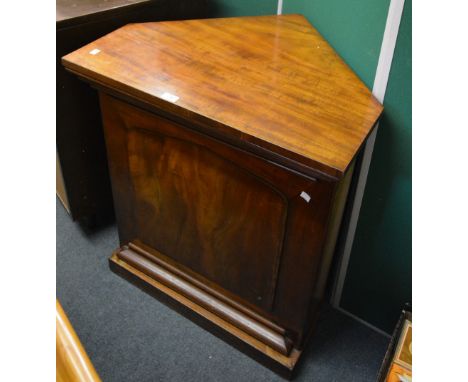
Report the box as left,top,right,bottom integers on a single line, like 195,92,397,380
272,179,336,343
314,161,355,299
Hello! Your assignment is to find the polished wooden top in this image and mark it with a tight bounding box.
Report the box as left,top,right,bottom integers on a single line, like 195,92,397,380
63,15,383,178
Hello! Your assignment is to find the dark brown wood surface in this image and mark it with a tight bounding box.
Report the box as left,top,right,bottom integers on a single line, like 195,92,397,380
57,0,151,26
62,14,383,179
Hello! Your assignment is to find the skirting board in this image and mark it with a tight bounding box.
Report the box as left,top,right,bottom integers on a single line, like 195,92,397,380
109,244,303,379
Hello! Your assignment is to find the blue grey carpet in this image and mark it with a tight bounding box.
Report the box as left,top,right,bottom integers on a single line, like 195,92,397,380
56,198,389,381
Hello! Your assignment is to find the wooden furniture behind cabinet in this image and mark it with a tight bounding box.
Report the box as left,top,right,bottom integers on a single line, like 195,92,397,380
56,0,210,224
63,15,383,377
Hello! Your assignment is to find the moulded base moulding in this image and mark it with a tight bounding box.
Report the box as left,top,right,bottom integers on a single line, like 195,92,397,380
108,242,303,379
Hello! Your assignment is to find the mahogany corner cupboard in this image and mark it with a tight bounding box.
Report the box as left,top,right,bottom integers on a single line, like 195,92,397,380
63,15,383,378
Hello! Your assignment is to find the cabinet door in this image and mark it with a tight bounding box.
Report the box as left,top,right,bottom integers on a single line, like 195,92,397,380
100,94,336,336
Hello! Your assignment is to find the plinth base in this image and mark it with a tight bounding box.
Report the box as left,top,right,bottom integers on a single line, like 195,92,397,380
109,242,303,379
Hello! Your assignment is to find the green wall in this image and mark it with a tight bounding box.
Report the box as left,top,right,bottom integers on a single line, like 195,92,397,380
341,0,412,333
212,0,277,17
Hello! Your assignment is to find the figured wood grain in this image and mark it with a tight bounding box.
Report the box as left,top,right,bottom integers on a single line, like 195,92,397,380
62,14,383,179
99,93,336,338
56,300,101,382
126,125,287,310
